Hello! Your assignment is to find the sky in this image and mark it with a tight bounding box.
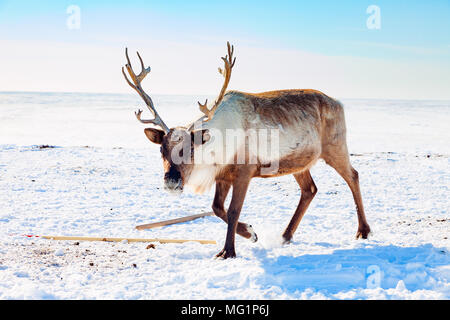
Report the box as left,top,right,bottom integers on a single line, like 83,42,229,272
0,0,449,99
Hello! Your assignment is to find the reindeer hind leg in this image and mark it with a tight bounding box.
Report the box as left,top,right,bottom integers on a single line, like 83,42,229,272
322,146,371,239
282,170,317,243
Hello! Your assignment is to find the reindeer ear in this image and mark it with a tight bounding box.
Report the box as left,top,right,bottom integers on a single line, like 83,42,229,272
144,128,165,144
191,129,210,146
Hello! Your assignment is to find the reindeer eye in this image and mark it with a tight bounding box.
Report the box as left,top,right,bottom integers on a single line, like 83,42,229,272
173,135,183,143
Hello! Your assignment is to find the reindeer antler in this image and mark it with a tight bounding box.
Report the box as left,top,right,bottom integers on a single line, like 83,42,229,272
198,42,236,121
122,48,169,134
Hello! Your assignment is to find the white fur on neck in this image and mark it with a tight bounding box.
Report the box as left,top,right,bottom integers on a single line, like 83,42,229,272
185,165,223,194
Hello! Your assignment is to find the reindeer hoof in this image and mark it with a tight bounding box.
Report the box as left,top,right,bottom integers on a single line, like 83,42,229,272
356,225,371,239
282,237,292,245
214,248,236,260
282,233,293,244
247,225,258,243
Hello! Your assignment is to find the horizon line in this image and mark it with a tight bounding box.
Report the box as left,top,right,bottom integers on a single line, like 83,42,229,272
1,90,449,103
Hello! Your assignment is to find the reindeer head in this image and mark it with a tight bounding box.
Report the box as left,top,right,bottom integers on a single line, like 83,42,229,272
122,43,235,193
142,127,210,193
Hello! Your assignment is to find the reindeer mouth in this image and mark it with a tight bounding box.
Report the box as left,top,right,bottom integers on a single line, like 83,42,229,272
164,179,183,193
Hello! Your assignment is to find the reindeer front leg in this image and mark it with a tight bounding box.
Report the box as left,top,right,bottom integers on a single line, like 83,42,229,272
212,181,258,242
215,167,255,259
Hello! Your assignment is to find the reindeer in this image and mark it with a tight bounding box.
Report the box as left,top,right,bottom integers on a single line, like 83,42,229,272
122,43,371,259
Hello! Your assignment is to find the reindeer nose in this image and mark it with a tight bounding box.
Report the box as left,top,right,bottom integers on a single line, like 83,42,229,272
164,167,183,192
164,178,183,192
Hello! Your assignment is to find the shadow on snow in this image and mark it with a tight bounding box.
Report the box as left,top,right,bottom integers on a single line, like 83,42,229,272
255,244,449,294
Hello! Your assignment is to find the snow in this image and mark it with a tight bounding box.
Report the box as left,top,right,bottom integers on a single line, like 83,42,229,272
0,92,449,299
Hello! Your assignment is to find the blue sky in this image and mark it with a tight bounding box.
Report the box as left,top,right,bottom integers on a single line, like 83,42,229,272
0,0,449,98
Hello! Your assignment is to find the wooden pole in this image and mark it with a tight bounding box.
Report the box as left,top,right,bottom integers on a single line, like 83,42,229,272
135,211,215,230
41,235,216,245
